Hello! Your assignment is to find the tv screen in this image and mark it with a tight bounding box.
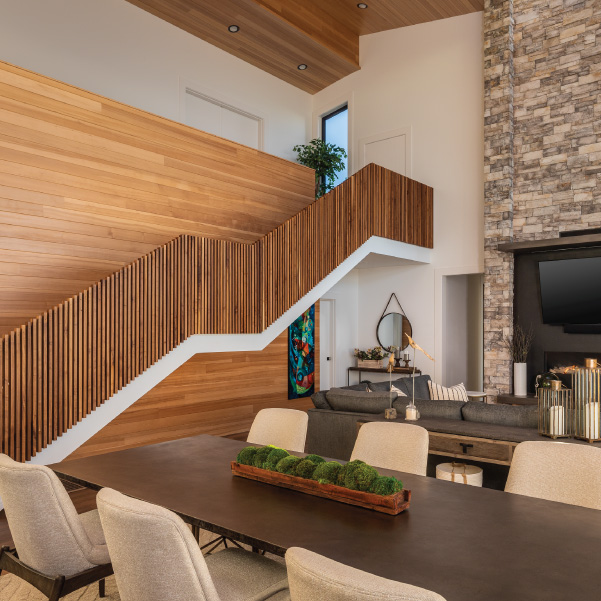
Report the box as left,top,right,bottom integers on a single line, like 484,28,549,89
539,256,601,325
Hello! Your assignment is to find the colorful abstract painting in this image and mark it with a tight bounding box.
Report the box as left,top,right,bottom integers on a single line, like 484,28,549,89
288,305,315,399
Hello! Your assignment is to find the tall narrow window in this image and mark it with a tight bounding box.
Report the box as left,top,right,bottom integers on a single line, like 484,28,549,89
321,105,348,188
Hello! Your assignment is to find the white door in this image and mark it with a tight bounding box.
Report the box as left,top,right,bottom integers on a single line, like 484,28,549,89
358,127,411,176
319,299,335,390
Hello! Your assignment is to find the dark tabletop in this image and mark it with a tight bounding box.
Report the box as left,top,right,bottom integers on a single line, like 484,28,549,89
51,435,601,601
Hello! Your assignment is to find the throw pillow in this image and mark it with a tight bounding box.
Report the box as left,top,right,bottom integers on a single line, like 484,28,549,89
367,381,406,396
428,381,469,402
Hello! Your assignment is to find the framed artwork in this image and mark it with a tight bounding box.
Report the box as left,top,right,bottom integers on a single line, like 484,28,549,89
288,305,315,399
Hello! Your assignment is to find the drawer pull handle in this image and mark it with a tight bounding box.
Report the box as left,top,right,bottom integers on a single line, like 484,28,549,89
459,443,474,454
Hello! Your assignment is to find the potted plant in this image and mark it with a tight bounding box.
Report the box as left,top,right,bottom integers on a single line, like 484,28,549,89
504,324,534,397
353,347,392,369
293,139,347,199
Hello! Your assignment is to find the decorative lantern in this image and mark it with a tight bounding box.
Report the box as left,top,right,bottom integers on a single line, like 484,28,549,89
538,380,572,439
573,358,601,443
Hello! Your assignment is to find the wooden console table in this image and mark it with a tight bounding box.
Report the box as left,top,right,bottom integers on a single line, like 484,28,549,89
347,366,421,386
496,394,537,406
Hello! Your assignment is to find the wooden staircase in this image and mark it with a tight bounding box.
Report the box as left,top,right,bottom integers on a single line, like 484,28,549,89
0,164,433,462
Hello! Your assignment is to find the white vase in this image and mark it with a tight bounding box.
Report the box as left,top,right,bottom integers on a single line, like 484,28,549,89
513,362,527,397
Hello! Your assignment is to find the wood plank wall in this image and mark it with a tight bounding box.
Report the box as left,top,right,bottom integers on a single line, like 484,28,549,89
70,305,319,459
0,60,314,336
0,164,433,462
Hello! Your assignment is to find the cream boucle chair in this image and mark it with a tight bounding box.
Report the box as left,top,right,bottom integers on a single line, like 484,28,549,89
505,441,601,510
247,408,308,453
0,454,111,601
350,422,429,476
97,487,290,601
286,547,446,601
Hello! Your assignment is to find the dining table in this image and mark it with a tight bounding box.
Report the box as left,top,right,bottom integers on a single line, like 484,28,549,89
50,434,601,601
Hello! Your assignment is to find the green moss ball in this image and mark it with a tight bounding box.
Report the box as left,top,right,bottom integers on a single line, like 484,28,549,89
236,446,259,466
253,445,276,469
264,448,290,471
313,461,342,484
369,476,403,496
337,459,365,487
295,459,318,479
304,454,326,465
276,455,302,475
345,463,379,492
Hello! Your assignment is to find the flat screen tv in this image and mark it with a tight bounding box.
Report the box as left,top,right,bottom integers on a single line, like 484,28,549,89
539,256,601,325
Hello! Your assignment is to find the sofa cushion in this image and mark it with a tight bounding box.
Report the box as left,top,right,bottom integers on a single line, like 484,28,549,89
392,398,465,420
326,389,396,414
310,391,331,410
396,375,432,400
462,401,538,429
311,384,369,410
366,381,406,396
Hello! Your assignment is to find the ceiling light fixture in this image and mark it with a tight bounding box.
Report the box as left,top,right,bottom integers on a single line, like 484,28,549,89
297,64,308,70
357,3,368,8
228,25,240,33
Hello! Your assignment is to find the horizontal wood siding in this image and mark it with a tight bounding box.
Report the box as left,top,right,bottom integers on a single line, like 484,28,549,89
0,60,314,336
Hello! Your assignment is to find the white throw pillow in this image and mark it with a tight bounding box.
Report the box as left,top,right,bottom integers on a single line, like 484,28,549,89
428,381,469,402
391,384,407,396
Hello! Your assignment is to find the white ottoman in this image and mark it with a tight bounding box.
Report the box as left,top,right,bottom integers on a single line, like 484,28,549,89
436,462,483,487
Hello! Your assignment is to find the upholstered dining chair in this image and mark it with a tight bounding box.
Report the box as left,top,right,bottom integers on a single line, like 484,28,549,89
505,441,601,510
97,487,290,601
350,422,429,476
247,408,308,453
0,454,112,601
286,547,446,601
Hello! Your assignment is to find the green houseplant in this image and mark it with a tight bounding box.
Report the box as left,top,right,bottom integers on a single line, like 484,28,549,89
293,139,347,198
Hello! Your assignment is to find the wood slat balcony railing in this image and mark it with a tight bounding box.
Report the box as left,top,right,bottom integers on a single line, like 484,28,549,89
0,164,433,461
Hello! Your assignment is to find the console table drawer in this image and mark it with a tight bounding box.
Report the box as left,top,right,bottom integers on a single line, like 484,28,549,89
428,432,516,465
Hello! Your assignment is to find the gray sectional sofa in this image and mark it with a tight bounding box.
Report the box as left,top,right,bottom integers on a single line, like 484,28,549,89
306,375,540,466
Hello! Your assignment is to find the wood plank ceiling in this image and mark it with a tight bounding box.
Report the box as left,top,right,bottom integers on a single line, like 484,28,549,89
125,0,483,93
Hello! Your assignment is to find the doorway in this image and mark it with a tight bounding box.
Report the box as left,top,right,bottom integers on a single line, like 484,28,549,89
443,274,484,391
319,299,336,390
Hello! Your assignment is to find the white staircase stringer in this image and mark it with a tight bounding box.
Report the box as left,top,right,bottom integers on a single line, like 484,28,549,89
28,236,431,467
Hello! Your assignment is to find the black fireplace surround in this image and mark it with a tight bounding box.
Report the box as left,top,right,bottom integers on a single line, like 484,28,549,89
514,246,601,394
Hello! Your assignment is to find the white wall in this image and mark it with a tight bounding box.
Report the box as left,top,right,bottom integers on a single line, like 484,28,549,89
315,12,485,383
0,0,311,161
320,272,359,388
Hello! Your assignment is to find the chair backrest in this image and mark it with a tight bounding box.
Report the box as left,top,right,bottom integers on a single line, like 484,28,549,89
505,441,601,510
286,547,446,601
350,422,429,476
0,454,100,576
97,488,221,601
247,408,308,452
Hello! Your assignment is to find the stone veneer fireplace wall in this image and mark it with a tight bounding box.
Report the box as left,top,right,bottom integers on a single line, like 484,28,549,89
483,0,601,396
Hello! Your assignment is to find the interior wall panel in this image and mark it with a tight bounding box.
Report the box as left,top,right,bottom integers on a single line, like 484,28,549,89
0,60,315,336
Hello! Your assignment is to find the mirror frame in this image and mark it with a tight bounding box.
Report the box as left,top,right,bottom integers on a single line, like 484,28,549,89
376,312,412,352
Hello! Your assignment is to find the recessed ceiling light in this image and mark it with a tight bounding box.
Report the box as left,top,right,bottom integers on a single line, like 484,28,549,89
357,3,368,8
228,25,240,33
297,64,308,70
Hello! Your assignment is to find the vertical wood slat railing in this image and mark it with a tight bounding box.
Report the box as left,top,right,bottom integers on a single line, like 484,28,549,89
0,164,433,461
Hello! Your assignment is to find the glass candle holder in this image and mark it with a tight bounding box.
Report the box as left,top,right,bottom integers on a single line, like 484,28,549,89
573,359,601,443
538,380,572,439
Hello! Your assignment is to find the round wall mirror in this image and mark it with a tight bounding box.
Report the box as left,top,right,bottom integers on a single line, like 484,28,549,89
376,312,412,351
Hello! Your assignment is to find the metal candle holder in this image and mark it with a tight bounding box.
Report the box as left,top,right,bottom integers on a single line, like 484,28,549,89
573,358,601,443
538,380,572,439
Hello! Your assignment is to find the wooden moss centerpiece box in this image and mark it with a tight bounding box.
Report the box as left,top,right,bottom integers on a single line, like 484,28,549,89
231,462,411,515
357,359,383,369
